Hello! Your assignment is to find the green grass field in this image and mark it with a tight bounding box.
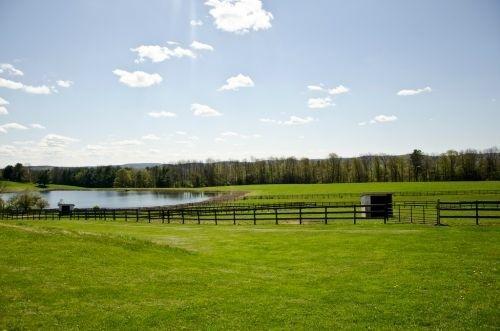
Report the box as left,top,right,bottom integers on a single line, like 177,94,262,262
207,181,500,204
0,221,499,329
208,181,500,195
1,181,499,329
0,180,82,192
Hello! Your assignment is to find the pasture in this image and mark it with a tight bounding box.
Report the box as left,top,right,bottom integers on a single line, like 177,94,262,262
0,221,499,329
1,181,499,329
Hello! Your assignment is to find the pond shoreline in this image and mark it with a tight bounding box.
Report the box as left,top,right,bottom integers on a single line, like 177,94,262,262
2,189,248,209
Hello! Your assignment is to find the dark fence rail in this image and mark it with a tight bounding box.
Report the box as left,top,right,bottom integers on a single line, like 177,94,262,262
1,201,499,226
243,189,500,200
437,200,500,225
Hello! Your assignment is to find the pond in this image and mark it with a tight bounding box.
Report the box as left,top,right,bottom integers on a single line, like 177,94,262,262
1,190,213,209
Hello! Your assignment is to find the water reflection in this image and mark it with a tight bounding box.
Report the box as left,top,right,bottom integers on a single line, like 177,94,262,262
0,190,212,208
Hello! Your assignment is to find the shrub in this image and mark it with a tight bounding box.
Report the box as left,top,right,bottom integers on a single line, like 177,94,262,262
8,191,50,211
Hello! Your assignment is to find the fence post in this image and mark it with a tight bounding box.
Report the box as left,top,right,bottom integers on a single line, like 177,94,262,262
436,199,441,225
475,200,479,225
253,208,256,225
233,209,236,225
398,205,401,222
148,210,151,223
275,208,278,225
299,207,302,225
197,210,200,225
410,206,413,223
113,210,116,221
181,210,185,224
214,210,218,225
167,210,171,224
136,209,139,222
384,204,388,224
324,207,328,224
162,210,165,224
353,205,357,224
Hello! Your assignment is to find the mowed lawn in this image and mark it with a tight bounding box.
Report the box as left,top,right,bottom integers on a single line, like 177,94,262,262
208,181,500,196
0,220,499,329
207,181,500,203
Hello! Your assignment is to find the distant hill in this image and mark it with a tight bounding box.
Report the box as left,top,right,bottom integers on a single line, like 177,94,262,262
26,163,163,170
120,163,163,169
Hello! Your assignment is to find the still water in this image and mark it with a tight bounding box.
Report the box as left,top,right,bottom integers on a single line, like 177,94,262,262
1,190,212,208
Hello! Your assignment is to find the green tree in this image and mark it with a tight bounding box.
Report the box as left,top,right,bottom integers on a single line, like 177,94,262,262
8,191,48,211
113,168,133,188
36,170,50,188
410,149,424,181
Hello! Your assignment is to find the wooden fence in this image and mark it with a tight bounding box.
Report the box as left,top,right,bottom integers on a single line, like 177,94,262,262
437,200,500,225
243,190,500,200
1,201,499,225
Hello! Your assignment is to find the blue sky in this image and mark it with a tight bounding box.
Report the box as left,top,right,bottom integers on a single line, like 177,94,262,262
0,0,499,166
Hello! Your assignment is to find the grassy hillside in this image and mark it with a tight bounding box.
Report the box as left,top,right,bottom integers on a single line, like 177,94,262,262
205,181,500,204
0,221,498,329
0,180,83,192
207,181,500,195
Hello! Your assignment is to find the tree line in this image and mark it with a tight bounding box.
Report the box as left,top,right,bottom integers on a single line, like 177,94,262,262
1,148,498,188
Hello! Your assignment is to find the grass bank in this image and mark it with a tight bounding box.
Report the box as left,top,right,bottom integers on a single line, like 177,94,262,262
0,220,498,329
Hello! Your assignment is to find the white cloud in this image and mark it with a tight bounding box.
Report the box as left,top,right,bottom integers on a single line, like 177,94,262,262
218,74,254,91
308,97,333,109
148,111,177,118
373,115,397,123
141,134,160,141
1,122,28,132
329,85,350,95
218,131,262,141
221,131,239,137
307,85,324,92
113,69,162,88
284,116,314,126
86,144,106,151
0,107,7,115
39,134,78,148
110,139,143,146
130,45,196,63
190,19,203,26
205,0,273,34
0,77,52,94
57,80,74,88
358,121,367,126
23,85,52,94
259,118,279,124
175,131,187,135
0,144,16,156
260,116,315,126
0,97,9,106
191,103,222,117
30,123,46,129
397,86,432,96
0,63,24,76
190,40,214,51
0,77,24,90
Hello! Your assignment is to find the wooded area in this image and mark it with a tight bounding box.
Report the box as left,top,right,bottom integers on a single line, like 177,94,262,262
2,148,499,188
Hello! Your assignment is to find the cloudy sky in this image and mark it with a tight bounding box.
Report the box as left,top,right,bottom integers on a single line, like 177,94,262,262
0,0,499,166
